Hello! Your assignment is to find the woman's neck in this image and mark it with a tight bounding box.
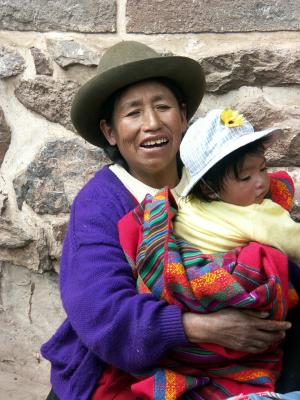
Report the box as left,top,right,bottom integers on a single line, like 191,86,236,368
129,168,179,189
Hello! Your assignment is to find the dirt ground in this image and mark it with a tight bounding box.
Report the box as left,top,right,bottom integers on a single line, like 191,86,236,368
0,370,50,400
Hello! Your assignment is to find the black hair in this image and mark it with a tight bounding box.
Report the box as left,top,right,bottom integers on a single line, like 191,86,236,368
100,77,186,170
189,137,269,202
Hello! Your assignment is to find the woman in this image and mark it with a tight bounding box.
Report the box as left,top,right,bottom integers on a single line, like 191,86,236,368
42,41,292,400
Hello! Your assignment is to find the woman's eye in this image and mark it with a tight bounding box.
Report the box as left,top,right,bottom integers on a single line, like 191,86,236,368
260,166,267,172
126,110,140,117
156,104,170,111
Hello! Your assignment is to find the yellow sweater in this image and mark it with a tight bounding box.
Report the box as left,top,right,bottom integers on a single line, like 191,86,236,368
175,197,300,264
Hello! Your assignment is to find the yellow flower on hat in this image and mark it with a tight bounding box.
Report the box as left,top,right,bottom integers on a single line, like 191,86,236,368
220,108,245,128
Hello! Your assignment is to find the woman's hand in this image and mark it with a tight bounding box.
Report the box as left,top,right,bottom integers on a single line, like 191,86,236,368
182,308,292,353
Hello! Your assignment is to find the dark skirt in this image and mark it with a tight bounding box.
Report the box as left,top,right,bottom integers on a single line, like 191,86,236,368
46,389,59,400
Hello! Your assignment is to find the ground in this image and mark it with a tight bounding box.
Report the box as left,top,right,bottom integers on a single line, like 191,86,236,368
0,370,50,400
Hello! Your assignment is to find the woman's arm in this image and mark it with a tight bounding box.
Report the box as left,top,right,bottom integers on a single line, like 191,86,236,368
60,181,188,374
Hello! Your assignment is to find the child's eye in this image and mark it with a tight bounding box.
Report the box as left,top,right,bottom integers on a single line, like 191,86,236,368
240,176,251,181
260,166,267,172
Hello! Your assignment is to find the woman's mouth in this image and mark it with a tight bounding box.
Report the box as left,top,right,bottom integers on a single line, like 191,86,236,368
140,138,169,148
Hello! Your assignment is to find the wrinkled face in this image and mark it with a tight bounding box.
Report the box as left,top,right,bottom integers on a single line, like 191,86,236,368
219,153,270,206
100,80,187,186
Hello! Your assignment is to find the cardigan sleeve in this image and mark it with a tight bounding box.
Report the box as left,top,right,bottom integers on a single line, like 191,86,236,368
59,175,188,374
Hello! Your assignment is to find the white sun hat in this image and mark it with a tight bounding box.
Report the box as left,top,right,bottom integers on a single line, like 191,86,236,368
180,108,282,197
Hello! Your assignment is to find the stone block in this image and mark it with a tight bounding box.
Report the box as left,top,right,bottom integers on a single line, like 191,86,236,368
14,77,80,132
0,0,116,32
231,96,300,167
0,219,51,272
47,39,100,68
200,48,300,94
127,0,300,33
0,107,11,167
13,139,109,215
0,46,25,79
30,47,53,76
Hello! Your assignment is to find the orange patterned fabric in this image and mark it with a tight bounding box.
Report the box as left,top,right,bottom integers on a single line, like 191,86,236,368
269,171,295,212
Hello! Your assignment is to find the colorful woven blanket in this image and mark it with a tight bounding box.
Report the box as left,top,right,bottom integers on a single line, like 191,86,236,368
268,171,295,212
118,188,298,400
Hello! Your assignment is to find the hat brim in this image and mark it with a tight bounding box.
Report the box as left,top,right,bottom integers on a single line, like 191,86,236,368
181,127,282,197
71,56,205,147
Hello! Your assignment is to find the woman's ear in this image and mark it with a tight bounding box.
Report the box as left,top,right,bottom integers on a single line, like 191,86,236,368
100,120,117,146
180,104,188,131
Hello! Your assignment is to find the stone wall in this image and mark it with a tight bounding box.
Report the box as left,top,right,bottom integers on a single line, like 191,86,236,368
0,0,299,395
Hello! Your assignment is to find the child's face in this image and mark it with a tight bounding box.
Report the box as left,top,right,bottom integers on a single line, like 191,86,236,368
219,153,270,207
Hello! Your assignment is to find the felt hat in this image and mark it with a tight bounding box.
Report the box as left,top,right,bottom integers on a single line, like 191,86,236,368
180,108,282,196
71,40,206,147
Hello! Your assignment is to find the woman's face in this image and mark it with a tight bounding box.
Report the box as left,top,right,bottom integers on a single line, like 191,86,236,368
100,80,187,187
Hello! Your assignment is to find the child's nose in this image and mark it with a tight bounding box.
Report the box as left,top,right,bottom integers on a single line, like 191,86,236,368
256,175,268,189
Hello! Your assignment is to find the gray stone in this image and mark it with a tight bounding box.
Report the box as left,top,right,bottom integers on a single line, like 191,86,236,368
127,0,300,33
30,47,53,76
0,0,116,33
48,219,68,267
0,107,11,167
0,46,25,79
233,97,288,131
51,221,68,245
13,139,109,215
199,48,300,94
14,77,80,132
47,39,100,68
292,209,300,222
292,175,300,222
233,97,300,167
0,219,51,271
0,218,32,249
266,128,299,166
0,262,64,385
0,191,7,216
267,127,300,167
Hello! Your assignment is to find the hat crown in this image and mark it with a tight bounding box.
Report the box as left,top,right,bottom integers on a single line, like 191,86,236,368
98,41,159,74
181,109,254,178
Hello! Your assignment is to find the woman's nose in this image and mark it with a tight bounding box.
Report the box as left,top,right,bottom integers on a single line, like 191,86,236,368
142,109,161,131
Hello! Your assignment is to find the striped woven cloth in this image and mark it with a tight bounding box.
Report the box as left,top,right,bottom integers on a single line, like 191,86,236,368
118,188,298,400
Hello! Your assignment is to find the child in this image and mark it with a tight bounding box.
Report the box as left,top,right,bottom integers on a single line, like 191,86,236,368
175,108,300,265
117,108,299,399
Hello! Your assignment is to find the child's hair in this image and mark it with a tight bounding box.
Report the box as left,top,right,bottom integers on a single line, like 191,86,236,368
189,137,269,202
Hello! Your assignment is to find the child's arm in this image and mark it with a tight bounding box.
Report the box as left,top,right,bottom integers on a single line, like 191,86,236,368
250,200,300,265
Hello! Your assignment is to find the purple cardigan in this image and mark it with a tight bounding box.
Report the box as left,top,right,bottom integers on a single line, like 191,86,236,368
41,166,188,399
